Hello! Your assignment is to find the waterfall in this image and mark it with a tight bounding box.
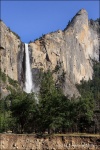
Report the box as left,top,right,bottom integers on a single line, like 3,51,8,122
24,43,33,93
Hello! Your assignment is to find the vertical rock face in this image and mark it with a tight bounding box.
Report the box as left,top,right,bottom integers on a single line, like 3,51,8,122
0,21,26,98
0,21,22,81
29,9,99,96
0,9,99,97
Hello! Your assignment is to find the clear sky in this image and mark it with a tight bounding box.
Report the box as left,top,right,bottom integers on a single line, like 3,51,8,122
1,1,99,43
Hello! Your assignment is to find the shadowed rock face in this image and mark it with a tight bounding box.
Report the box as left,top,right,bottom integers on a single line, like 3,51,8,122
0,9,99,97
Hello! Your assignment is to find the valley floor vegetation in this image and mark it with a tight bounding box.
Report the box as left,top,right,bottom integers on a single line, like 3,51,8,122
0,61,100,134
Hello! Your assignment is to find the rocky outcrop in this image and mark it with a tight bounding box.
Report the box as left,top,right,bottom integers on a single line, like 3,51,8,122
0,9,99,97
0,134,100,150
0,21,22,80
29,9,99,96
0,21,25,97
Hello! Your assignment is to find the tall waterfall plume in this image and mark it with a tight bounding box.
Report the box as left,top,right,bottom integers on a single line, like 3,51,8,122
24,43,33,93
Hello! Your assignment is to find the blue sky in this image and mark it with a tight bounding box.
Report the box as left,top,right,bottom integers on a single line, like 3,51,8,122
1,1,99,43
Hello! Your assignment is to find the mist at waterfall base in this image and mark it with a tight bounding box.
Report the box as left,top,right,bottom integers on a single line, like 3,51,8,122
24,43,33,93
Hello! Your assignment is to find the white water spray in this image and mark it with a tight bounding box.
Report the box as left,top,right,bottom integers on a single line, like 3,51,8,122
24,43,33,93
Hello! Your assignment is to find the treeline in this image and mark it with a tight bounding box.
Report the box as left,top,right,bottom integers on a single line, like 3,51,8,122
0,62,100,134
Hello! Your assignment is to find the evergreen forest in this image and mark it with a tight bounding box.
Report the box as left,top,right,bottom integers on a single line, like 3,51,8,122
0,61,100,134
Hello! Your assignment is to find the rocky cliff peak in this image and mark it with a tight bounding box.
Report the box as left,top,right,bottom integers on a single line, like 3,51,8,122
29,9,99,97
64,9,88,31
77,8,87,14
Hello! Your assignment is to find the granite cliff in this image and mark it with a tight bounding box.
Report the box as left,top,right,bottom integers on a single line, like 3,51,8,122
0,9,99,98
